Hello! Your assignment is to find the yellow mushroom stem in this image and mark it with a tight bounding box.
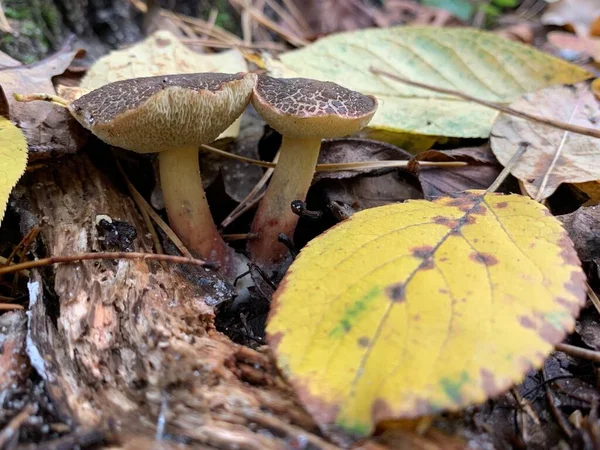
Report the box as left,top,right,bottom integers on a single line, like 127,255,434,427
248,136,321,268
159,146,234,270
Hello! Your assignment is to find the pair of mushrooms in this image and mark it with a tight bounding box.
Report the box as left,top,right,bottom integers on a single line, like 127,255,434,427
67,72,377,277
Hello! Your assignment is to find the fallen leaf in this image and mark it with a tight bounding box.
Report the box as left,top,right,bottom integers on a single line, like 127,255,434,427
315,138,413,182
0,39,86,161
547,31,600,62
495,23,535,44
573,180,600,206
80,30,249,141
558,205,600,263
541,0,600,37
0,116,28,224
267,190,586,442
414,145,502,199
266,26,591,148
314,138,421,219
491,82,600,200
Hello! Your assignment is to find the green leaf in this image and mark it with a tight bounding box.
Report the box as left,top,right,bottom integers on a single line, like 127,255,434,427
422,0,475,20
266,27,592,148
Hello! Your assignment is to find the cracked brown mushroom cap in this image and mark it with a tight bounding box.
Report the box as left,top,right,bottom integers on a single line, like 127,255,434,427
69,72,257,274
248,75,377,273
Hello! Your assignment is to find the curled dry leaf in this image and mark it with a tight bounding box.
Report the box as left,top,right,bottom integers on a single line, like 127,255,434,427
558,205,600,263
267,190,586,442
547,31,600,63
0,41,86,160
266,27,591,148
491,82,600,201
413,145,502,199
80,30,249,141
541,0,600,37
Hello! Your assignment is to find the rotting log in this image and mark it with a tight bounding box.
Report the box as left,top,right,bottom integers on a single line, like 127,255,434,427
11,152,335,449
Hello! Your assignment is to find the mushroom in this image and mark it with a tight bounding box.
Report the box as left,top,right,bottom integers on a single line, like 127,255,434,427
248,75,378,273
68,72,257,274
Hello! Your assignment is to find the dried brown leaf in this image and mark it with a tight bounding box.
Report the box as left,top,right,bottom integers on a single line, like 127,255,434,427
0,40,87,161
491,82,600,200
414,145,502,200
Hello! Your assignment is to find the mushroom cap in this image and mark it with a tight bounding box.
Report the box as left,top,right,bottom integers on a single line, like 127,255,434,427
69,72,257,153
251,75,377,140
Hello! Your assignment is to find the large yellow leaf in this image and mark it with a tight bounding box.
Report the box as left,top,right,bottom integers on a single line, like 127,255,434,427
0,116,28,225
267,191,586,442
266,27,591,148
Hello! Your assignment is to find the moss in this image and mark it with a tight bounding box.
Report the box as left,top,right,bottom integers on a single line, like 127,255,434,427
0,0,63,64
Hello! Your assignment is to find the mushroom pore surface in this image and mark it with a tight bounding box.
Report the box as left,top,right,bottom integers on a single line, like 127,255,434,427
252,75,377,139
69,72,256,153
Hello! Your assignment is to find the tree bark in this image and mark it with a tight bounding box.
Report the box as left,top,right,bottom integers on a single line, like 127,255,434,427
12,152,336,449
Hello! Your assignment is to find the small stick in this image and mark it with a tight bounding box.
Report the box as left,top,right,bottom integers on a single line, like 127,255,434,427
588,283,600,316
242,3,309,47
0,405,35,447
555,342,600,363
223,233,258,241
486,142,530,193
279,0,311,34
0,303,23,310
0,252,217,276
201,143,466,170
220,150,280,228
113,152,193,258
0,256,29,276
370,67,600,140
13,93,69,107
183,38,285,51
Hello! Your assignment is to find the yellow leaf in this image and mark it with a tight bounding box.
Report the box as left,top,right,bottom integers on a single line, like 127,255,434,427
573,180,600,206
80,30,249,141
265,26,591,149
0,117,28,225
267,191,586,441
491,82,600,201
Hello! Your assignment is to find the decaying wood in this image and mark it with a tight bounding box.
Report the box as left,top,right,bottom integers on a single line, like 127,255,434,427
12,152,333,449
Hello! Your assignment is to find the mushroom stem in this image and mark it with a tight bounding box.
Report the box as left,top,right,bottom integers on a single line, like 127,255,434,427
248,136,321,269
159,146,233,269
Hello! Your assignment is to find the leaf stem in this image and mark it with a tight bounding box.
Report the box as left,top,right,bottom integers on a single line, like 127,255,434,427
486,142,530,193
13,93,69,108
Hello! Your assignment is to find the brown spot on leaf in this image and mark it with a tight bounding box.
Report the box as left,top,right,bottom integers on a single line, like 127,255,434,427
433,215,460,229
357,336,370,348
386,283,406,303
371,398,395,424
539,322,563,344
470,252,498,266
413,314,420,321
564,270,587,307
293,379,340,425
267,331,284,352
556,297,580,316
519,316,536,329
411,246,434,259
439,288,449,294
480,368,497,395
496,202,508,208
558,233,581,266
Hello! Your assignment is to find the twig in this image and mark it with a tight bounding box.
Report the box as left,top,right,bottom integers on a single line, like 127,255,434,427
0,256,29,276
220,150,280,228
555,343,600,363
486,142,530,193
223,233,258,241
588,283,600,316
0,404,35,448
13,93,69,107
370,67,600,140
11,226,40,296
262,0,306,36
113,154,163,256
112,153,193,259
201,143,466,171
279,0,311,34
0,252,217,276
183,38,285,51
0,303,24,310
